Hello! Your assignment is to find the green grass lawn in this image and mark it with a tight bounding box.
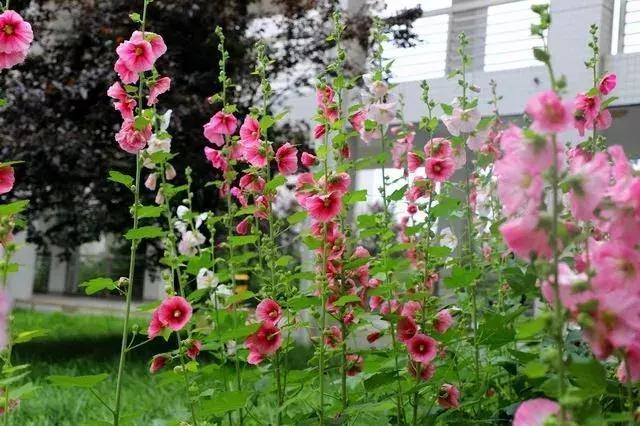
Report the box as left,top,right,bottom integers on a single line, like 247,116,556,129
9,309,187,426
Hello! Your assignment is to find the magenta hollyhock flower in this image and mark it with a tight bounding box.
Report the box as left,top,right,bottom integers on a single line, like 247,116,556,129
301,152,317,167
320,172,351,195
116,39,155,73
437,384,460,409
157,296,193,332
247,351,264,365
131,31,167,60
525,90,573,133
241,139,270,168
235,217,251,235
424,138,452,158
313,124,326,139
407,152,423,173
149,354,169,373
147,310,164,339
434,309,454,334
115,120,152,154
397,316,418,343
425,157,455,182
204,147,228,172
500,214,552,260
0,11,33,55
324,325,343,348
256,299,282,323
114,59,139,84
245,321,283,356
616,342,640,383
407,333,437,363
599,73,617,95
0,166,15,195
239,174,265,193
275,143,298,175
186,340,202,360
345,354,364,376
240,116,260,145
349,110,367,132
513,398,560,426
574,93,601,123
147,76,171,106
366,331,381,343
306,192,342,223
408,361,435,381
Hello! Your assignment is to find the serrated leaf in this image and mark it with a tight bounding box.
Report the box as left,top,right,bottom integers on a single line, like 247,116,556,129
265,175,286,193
334,294,361,307
228,235,258,247
286,211,307,225
344,189,368,204
124,226,164,240
0,200,29,217
80,278,117,295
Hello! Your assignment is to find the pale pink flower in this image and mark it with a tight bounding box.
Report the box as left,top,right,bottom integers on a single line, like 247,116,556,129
513,398,560,426
368,102,397,125
591,241,640,293
0,11,33,54
525,90,573,133
500,213,551,260
177,230,205,256
437,384,460,409
425,157,455,182
256,299,282,323
0,166,15,195
599,73,617,95
567,152,610,220
115,120,152,154
434,309,454,334
275,143,298,175
406,333,437,363
157,296,193,332
494,157,544,216
240,116,260,144
247,351,265,365
144,173,157,191
116,38,155,73
541,263,591,313
147,76,171,106
466,129,489,151
441,107,481,136
500,124,554,173
589,109,612,131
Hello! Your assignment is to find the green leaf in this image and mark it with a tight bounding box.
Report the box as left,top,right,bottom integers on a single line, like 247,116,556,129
440,103,453,115
302,235,322,250
286,211,307,225
523,361,548,378
533,47,550,63
568,357,606,397
431,197,460,218
137,205,164,219
287,296,320,310
389,185,407,202
334,295,361,307
228,235,258,247
601,96,618,109
265,175,286,193
444,266,480,289
343,190,368,205
259,116,275,132
226,291,256,306
108,171,134,189
13,329,47,344
216,323,261,341
80,278,117,295
0,200,29,217
516,316,548,339
199,391,250,416
48,374,109,388
124,226,164,240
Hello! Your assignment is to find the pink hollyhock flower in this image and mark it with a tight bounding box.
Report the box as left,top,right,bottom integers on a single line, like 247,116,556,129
525,90,573,133
408,361,435,381
437,384,460,409
322,106,339,123
306,192,342,222
434,309,454,334
608,145,632,182
230,187,248,207
0,49,26,69
401,301,421,319
0,166,15,195
247,351,265,365
567,151,610,221
144,173,157,191
425,157,455,182
256,299,282,323
325,325,343,348
313,124,326,139
616,342,640,383
115,120,152,154
466,129,489,152
349,110,367,132
0,11,33,54
574,93,601,122
131,31,167,60
242,140,271,168
591,241,640,293
500,214,552,260
407,333,437,363
451,145,467,170
204,112,237,146
407,152,423,173
157,296,193,332
204,147,228,172
500,124,555,173
397,316,418,343
301,152,317,167
541,263,591,313
114,59,138,84
599,73,617,95
147,76,171,106
589,109,612,131
107,82,137,120
316,85,335,108
235,217,251,235
149,354,169,373
494,157,544,216
513,398,560,426
116,38,155,73
345,354,363,376
441,106,481,136
320,172,351,195
187,340,202,360
147,310,164,339
240,116,260,144
239,174,266,193
275,143,298,175
425,138,453,158
380,299,401,316
368,102,397,125
366,331,381,343
245,321,283,356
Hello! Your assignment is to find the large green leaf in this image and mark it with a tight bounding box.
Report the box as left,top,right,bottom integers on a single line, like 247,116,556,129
48,373,109,388
80,278,117,295
124,226,164,240
199,391,250,416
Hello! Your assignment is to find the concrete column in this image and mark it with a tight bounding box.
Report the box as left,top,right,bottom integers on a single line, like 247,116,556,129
3,232,37,301
47,246,68,294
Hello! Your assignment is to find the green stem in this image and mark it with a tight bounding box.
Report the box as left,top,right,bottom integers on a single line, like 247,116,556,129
341,322,348,410
318,126,330,423
176,331,199,426
1,249,11,426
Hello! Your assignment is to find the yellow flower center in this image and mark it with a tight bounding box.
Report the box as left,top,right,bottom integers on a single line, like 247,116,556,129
3,25,14,35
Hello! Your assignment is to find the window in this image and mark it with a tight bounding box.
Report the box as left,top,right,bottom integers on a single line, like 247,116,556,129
382,0,452,16
622,0,640,53
483,0,547,72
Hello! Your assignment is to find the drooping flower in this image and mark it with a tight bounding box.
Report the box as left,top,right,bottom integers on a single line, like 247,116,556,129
256,299,282,323
525,90,573,133
313,124,326,140
437,384,460,409
147,76,171,106
187,340,202,360
406,333,437,363
599,73,617,95
115,120,152,154
305,192,342,222
0,11,33,55
147,310,164,339
513,398,560,426
157,296,193,332
204,147,228,172
177,230,205,256
0,166,15,195
434,309,454,334
149,354,170,373
241,140,271,168
235,217,251,235
107,82,137,120
425,157,455,182
275,143,298,175
301,152,317,167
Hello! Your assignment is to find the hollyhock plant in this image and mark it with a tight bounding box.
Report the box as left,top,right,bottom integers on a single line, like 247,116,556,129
441,104,481,136
0,165,15,195
525,90,573,133
155,296,193,332
149,354,169,374
513,399,560,426
437,384,460,409
256,299,282,323
397,316,418,343
147,76,171,106
433,309,454,334
406,333,437,363
275,143,298,175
